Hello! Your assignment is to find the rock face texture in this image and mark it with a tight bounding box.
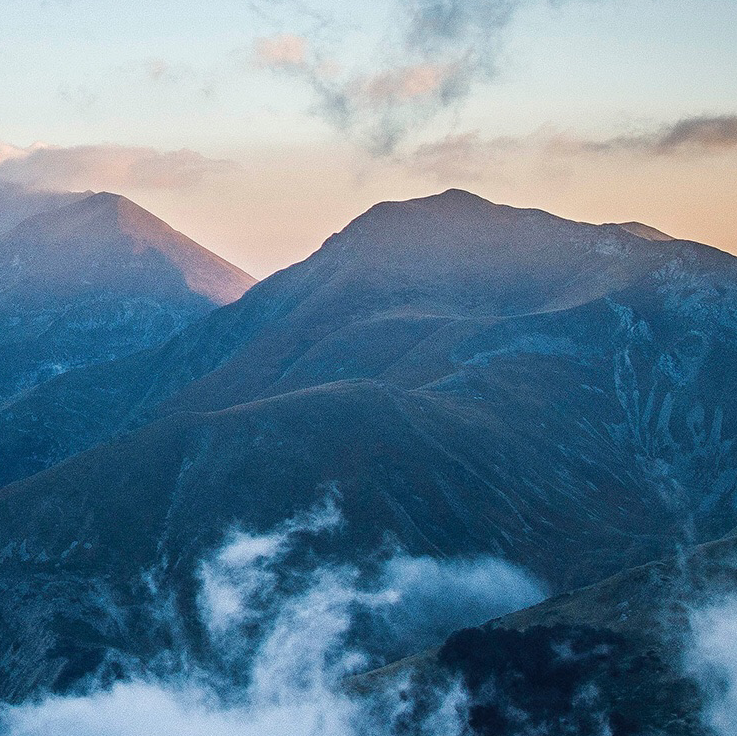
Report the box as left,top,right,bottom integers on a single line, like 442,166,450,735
1,189,737,707
0,191,255,401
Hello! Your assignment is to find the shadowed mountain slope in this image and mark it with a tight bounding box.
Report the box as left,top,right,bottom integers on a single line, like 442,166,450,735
1,188,726,484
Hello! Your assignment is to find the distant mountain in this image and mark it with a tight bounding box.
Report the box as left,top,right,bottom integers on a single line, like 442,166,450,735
0,191,255,400
1,189,737,699
0,189,692,480
0,181,90,235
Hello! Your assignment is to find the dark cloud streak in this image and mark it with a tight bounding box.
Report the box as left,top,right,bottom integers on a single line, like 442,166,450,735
580,115,737,155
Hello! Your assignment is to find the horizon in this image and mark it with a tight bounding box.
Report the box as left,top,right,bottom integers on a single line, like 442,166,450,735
1,0,735,279
5,182,725,283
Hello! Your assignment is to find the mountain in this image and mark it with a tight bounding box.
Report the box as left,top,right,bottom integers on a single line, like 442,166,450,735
614,221,676,242
1,189,737,699
0,181,90,235
0,189,708,483
0,191,255,400
364,530,737,736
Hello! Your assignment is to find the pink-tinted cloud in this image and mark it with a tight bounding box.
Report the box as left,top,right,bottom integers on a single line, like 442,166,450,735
247,0,516,154
254,34,308,68
0,143,241,191
409,131,519,180
0,143,27,165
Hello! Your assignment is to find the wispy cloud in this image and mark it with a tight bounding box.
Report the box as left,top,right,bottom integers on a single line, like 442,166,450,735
408,130,519,180
254,33,309,68
572,115,737,155
245,0,737,164
58,84,98,113
687,597,737,735
0,143,241,191
142,58,195,85
246,0,555,154
405,114,737,181
132,58,217,99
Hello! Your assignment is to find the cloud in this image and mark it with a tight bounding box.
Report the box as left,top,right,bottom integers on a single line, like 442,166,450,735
118,57,218,99
0,143,241,191
246,0,540,154
405,114,737,181
58,84,98,113
656,115,737,152
403,0,516,65
142,58,200,86
408,130,519,180
687,598,737,735
0,494,543,736
198,493,342,635
571,115,737,156
247,0,734,159
362,64,456,105
254,33,308,68
0,141,45,166
376,554,546,653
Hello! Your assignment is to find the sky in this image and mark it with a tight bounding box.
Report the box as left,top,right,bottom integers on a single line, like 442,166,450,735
0,0,736,278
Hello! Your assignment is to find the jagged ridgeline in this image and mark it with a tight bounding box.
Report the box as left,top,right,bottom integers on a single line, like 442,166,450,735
1,190,737,730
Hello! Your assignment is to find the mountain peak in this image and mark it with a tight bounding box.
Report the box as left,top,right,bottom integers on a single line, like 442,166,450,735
615,221,676,242
371,188,503,214
311,189,724,320
429,188,493,204
353,190,558,235
57,191,178,240
1,191,256,306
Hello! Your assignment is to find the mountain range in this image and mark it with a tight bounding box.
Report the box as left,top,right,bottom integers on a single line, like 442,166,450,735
1,187,736,734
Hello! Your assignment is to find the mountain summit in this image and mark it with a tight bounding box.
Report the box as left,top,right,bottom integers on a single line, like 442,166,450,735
1,191,255,307
0,191,255,399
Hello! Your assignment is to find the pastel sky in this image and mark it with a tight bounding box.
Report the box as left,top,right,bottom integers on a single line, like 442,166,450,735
1,0,736,278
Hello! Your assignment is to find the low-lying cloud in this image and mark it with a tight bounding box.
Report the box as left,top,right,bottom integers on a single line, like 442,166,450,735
0,495,544,736
377,554,545,653
687,597,737,735
0,143,240,191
